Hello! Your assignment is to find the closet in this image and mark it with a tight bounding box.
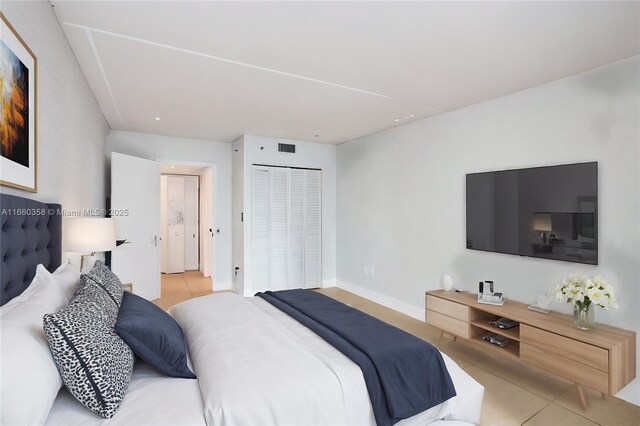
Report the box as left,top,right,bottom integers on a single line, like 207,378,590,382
252,165,321,291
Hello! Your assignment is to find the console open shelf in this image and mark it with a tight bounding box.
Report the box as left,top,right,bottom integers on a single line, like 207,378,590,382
470,335,520,360
469,318,520,341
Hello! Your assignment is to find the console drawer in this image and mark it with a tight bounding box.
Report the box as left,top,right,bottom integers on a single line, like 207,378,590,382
426,295,470,321
521,325,609,372
426,309,470,338
521,342,609,393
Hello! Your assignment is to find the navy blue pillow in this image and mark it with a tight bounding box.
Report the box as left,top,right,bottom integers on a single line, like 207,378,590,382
114,292,196,379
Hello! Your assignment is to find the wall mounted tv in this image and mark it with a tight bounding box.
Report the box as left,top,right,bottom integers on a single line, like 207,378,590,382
466,162,597,265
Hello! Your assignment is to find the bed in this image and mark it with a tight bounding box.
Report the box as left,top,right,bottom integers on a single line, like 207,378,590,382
0,193,483,425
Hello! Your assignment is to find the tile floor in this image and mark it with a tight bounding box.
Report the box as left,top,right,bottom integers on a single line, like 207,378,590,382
154,285,640,426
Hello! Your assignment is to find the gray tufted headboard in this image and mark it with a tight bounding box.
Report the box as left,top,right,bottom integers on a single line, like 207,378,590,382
1,193,62,306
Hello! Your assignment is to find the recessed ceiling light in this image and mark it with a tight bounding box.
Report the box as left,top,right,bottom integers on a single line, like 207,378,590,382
186,169,190,171
155,117,160,120
171,166,175,169
394,114,416,123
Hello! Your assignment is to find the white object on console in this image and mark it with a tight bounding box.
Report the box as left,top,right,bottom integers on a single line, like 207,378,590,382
535,292,554,309
527,292,554,314
441,274,454,292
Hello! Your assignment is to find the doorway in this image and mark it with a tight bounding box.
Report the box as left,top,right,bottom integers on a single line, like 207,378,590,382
160,173,200,273
110,153,216,301
159,162,214,289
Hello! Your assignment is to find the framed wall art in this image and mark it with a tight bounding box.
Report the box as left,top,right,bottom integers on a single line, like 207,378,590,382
1,13,37,192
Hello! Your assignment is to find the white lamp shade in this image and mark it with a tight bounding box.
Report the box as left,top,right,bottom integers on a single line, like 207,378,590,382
64,218,117,253
532,213,552,232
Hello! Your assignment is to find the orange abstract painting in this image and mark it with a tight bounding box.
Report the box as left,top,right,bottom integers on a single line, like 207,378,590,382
0,39,29,167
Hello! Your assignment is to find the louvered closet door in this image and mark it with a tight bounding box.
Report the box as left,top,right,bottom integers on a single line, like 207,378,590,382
288,169,305,287
269,168,289,290
252,166,321,291
252,167,270,292
303,170,322,288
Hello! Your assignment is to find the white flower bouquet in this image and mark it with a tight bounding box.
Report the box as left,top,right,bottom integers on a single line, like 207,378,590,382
555,273,618,330
555,273,618,310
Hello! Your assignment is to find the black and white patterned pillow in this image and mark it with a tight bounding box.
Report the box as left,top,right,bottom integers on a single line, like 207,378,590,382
43,268,133,419
70,274,120,324
73,260,124,310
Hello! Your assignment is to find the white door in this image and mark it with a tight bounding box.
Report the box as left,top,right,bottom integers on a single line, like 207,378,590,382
167,224,185,273
288,169,305,287
303,170,322,288
184,176,199,271
166,175,185,273
269,168,289,290
111,153,160,300
160,175,169,273
252,167,270,292
199,167,213,278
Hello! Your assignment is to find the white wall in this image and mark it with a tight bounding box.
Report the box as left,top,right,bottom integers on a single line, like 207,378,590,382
0,1,109,211
240,135,337,295
107,130,232,289
336,56,640,404
232,136,245,293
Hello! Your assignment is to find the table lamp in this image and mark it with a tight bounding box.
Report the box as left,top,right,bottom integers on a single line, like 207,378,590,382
532,213,552,244
64,218,116,272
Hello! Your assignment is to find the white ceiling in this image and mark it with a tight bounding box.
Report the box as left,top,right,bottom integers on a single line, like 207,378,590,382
52,1,640,145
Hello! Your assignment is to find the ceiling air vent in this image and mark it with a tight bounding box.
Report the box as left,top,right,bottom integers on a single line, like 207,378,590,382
278,143,296,153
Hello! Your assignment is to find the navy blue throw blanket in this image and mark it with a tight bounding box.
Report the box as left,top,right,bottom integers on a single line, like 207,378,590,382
256,289,456,426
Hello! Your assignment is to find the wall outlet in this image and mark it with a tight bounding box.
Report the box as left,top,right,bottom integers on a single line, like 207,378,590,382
364,266,369,275
370,267,375,276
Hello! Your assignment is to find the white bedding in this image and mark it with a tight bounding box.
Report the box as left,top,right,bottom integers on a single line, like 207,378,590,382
171,292,484,426
46,292,483,425
45,361,206,426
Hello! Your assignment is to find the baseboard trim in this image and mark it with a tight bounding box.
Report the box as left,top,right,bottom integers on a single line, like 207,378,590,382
214,281,232,291
336,281,425,321
322,279,337,288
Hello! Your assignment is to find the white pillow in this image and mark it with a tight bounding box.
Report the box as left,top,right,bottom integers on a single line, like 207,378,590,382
0,264,52,316
1,270,68,426
80,255,99,273
52,260,81,303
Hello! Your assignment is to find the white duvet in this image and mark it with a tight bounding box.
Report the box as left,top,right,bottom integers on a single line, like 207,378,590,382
171,292,483,426
46,361,206,426
46,292,483,425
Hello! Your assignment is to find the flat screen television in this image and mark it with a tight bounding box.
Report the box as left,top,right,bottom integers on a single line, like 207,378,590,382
466,162,597,265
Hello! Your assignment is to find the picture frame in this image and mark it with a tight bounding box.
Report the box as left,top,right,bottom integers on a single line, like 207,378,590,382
0,12,37,192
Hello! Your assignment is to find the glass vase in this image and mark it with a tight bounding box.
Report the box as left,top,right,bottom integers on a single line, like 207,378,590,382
574,303,595,330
